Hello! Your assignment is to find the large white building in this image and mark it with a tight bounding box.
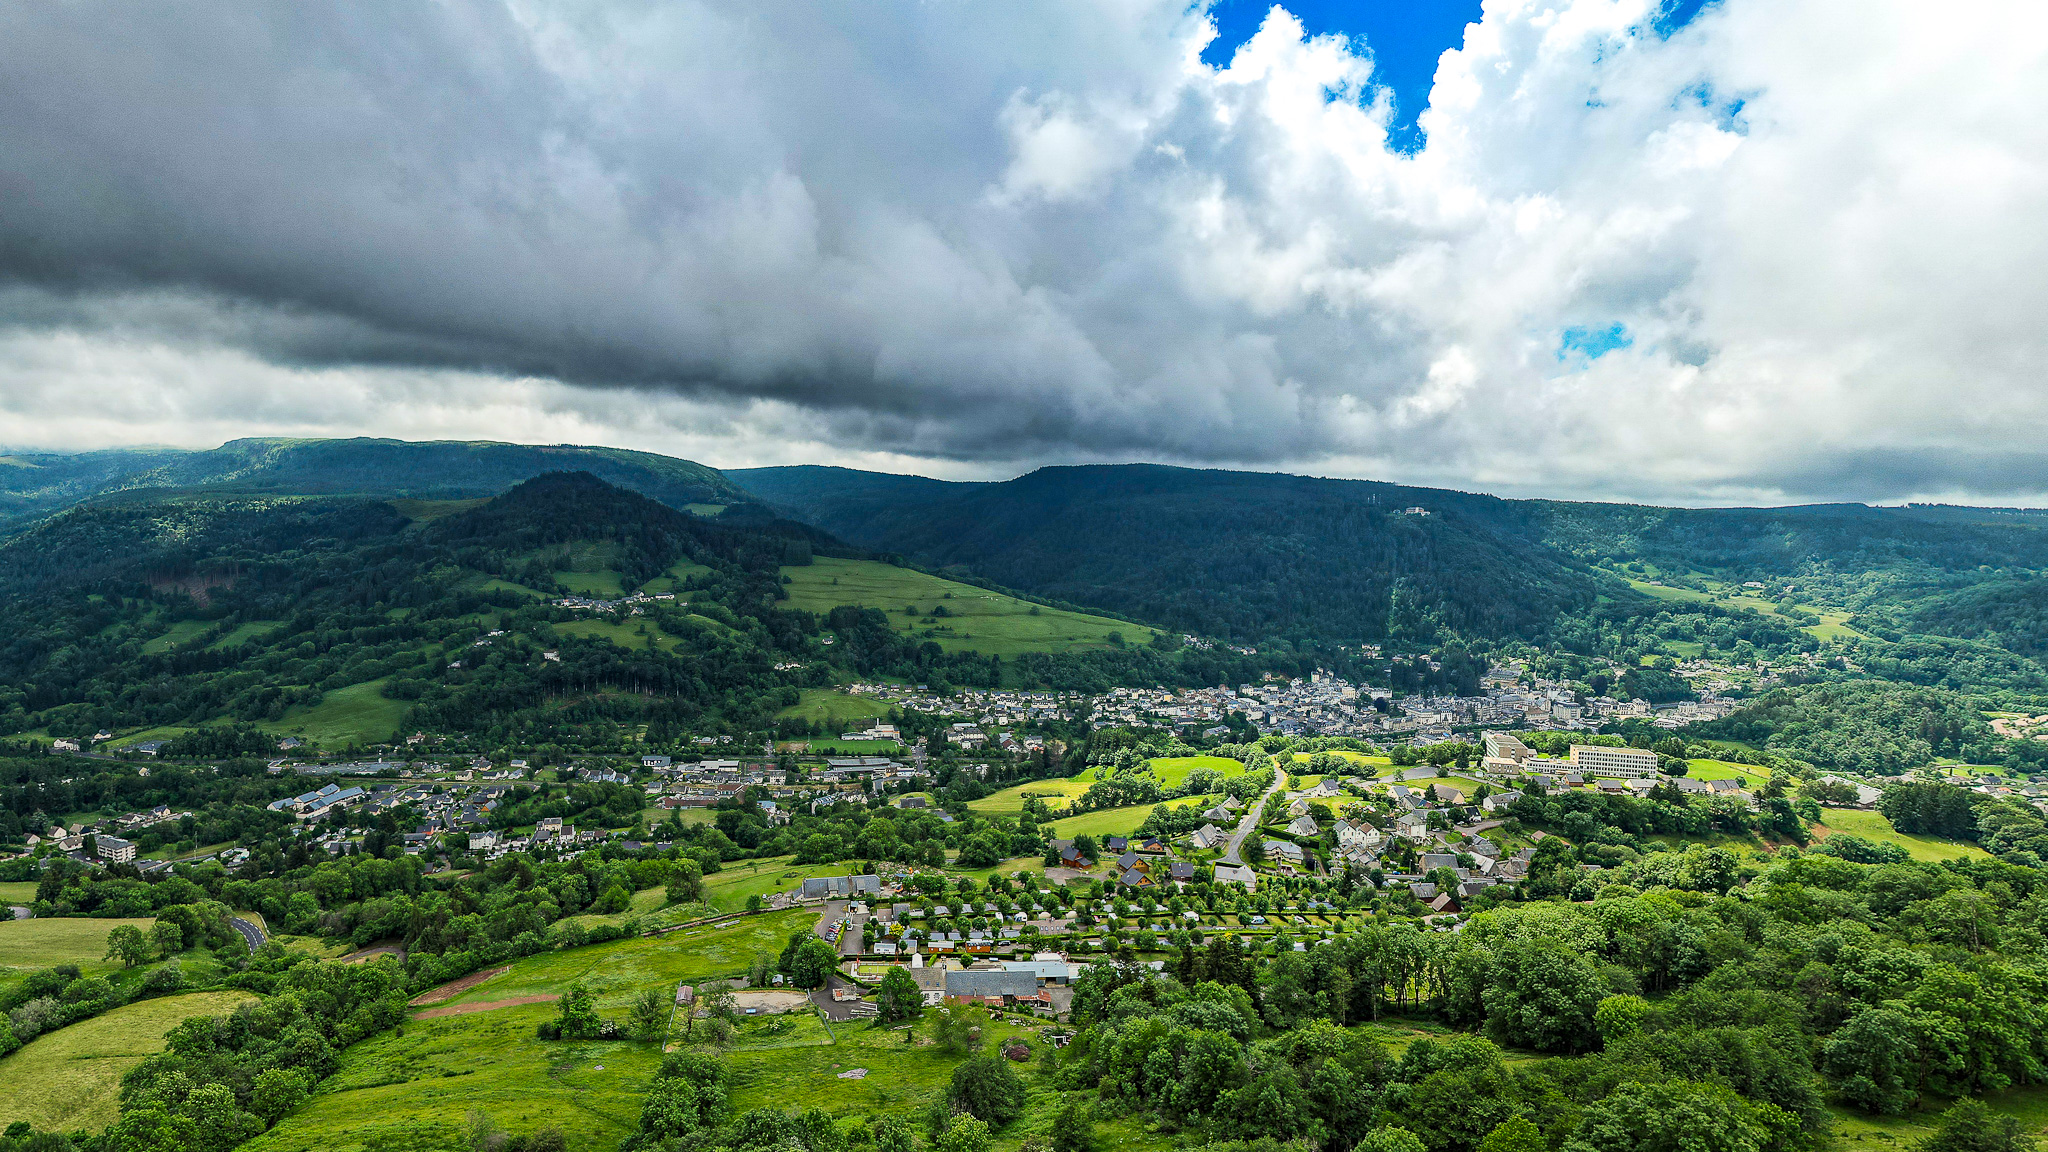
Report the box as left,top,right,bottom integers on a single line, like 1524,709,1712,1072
1568,745,1660,779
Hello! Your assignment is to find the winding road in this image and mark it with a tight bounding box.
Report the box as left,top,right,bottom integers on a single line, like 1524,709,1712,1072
1219,768,1290,866
229,915,266,950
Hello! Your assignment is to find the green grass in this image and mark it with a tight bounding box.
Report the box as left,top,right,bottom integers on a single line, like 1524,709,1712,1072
0,990,257,1135
0,882,37,904
247,1003,656,1152
476,578,548,599
262,678,409,746
388,497,489,522
1146,755,1245,788
141,619,210,655
701,860,863,913
801,739,903,755
557,618,684,653
683,503,727,517
637,561,713,596
209,619,283,649
1043,798,1214,841
782,557,1154,658
555,569,627,597
439,911,813,1013
1816,808,1990,863
966,776,1098,819
0,917,155,976
1622,574,1871,646
1292,750,1393,774
1383,776,1486,800
1682,759,1765,784
776,688,894,727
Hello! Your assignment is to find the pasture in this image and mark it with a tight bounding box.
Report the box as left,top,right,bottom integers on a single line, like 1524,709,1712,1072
0,990,257,1134
0,916,155,977
262,678,408,747
1145,755,1244,787
1815,807,1989,863
775,688,894,727
1682,759,1764,785
780,556,1153,657
966,775,1097,818
1042,796,1214,841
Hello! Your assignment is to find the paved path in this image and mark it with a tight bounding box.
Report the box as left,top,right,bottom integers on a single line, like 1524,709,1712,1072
1219,770,1290,866
229,916,266,950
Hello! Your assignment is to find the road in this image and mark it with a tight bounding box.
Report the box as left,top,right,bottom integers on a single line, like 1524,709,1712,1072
1219,769,1290,866
229,916,266,950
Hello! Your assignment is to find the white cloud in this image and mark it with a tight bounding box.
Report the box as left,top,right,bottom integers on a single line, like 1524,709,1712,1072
0,0,2043,503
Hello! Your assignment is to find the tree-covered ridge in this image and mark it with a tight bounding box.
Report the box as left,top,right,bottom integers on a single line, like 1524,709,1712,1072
0,436,765,538
734,463,1611,647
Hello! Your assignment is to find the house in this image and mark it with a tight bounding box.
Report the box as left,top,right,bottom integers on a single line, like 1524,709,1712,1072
945,968,1040,1005
51,738,79,753
1286,815,1320,838
1213,863,1257,889
1333,820,1382,852
1481,790,1522,812
1408,881,1438,900
1428,893,1459,915
95,835,136,864
1266,840,1305,866
1393,812,1430,840
1168,861,1196,882
1420,853,1459,871
642,755,672,768
1105,836,1130,855
1202,805,1234,822
1118,866,1154,888
1190,824,1226,851
470,832,498,852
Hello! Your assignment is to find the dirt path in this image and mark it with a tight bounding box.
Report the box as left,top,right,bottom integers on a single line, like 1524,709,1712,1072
412,995,554,1019
409,965,510,1006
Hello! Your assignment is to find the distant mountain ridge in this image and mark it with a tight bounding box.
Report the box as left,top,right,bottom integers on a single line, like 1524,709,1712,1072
0,437,760,534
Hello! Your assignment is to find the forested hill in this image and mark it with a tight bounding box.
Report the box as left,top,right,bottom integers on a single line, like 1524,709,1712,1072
0,437,762,535
732,463,2048,659
731,463,1610,647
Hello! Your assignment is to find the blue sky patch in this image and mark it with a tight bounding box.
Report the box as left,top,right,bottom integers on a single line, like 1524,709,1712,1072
1559,323,1634,361
1200,0,1482,152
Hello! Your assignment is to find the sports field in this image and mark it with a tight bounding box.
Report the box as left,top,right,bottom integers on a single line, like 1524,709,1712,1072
780,557,1154,657
0,990,256,1134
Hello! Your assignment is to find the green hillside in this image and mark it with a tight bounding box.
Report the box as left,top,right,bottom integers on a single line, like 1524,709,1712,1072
781,556,1154,656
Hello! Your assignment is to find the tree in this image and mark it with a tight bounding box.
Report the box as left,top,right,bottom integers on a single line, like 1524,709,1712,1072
875,1115,916,1152
1050,1100,1096,1152
1482,937,1606,1054
251,1068,310,1126
1918,1099,2037,1152
104,924,152,968
1244,835,1267,866
876,966,925,1023
630,989,669,1042
151,920,184,957
555,982,602,1039
936,1117,991,1152
667,857,704,905
1358,1129,1430,1152
949,1054,1027,1127
1594,994,1650,1048
1562,1081,1777,1152
1823,1006,1924,1114
623,1051,729,1151
786,938,840,989
1479,1117,1547,1152
929,1006,981,1054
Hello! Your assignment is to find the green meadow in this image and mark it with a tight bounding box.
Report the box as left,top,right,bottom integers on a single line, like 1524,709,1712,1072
262,678,409,747
0,916,155,977
780,557,1154,657
775,688,894,727
1816,807,1989,863
0,990,257,1134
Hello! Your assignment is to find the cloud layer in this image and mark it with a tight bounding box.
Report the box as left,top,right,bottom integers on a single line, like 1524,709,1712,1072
0,0,2043,503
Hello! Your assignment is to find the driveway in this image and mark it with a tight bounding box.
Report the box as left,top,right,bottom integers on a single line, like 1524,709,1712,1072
1219,769,1289,866
229,916,266,950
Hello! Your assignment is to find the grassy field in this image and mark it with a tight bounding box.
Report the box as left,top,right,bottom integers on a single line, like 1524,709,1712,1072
438,911,813,1013
557,617,685,653
781,557,1154,658
639,561,712,596
247,1003,656,1152
209,619,283,649
966,776,1098,819
1683,759,1764,785
140,618,210,655
0,990,256,1134
1815,808,1990,863
1623,575,1871,645
0,881,36,904
775,688,894,727
1294,750,1393,774
1146,755,1244,787
701,860,866,913
262,678,408,747
388,497,490,522
0,916,155,977
1382,776,1486,801
1042,797,1215,840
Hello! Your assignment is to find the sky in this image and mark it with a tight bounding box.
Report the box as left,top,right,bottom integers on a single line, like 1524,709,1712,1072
1,0,2045,507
